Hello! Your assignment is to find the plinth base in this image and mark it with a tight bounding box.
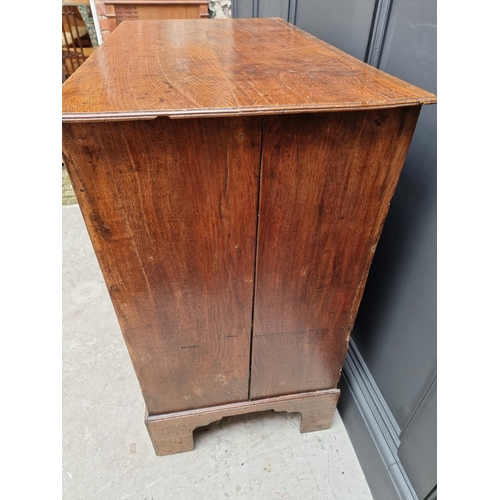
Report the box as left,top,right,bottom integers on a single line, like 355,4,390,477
145,388,340,456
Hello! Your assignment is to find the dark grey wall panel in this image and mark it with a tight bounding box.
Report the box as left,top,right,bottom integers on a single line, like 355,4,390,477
294,0,376,60
257,0,290,19
338,375,400,500
379,0,437,85
234,0,290,20
233,0,254,18
352,185,436,429
398,382,437,499
340,340,421,500
352,0,437,431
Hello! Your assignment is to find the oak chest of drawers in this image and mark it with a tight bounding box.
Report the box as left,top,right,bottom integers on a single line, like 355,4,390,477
62,18,436,455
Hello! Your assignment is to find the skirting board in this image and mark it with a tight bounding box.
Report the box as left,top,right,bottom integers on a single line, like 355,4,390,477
338,339,419,500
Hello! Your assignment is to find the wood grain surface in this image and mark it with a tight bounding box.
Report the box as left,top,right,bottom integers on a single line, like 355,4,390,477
250,107,421,399
62,116,262,415
146,389,340,455
62,18,436,122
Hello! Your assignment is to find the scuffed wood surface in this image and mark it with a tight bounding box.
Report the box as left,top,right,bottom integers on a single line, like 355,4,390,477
62,116,262,415
250,107,421,399
146,388,340,455
62,18,436,122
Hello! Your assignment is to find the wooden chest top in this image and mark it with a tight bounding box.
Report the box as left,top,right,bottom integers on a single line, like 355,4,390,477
62,18,436,122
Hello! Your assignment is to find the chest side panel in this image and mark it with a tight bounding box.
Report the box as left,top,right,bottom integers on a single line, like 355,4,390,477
63,116,262,414
250,107,420,399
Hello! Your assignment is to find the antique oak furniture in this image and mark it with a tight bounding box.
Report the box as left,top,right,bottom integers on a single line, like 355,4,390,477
102,0,209,30
62,18,436,456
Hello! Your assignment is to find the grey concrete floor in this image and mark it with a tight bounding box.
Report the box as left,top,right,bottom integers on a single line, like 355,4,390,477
63,205,373,500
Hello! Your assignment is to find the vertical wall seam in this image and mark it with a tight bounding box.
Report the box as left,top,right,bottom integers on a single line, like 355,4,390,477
288,0,298,25
365,0,393,68
252,0,259,18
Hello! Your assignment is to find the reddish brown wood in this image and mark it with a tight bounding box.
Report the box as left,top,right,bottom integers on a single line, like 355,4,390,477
109,2,209,25
146,389,340,455
62,116,262,415
61,18,436,122
250,107,421,399
199,3,208,17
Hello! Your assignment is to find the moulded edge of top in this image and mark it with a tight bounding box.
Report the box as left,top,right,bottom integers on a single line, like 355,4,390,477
62,18,437,123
